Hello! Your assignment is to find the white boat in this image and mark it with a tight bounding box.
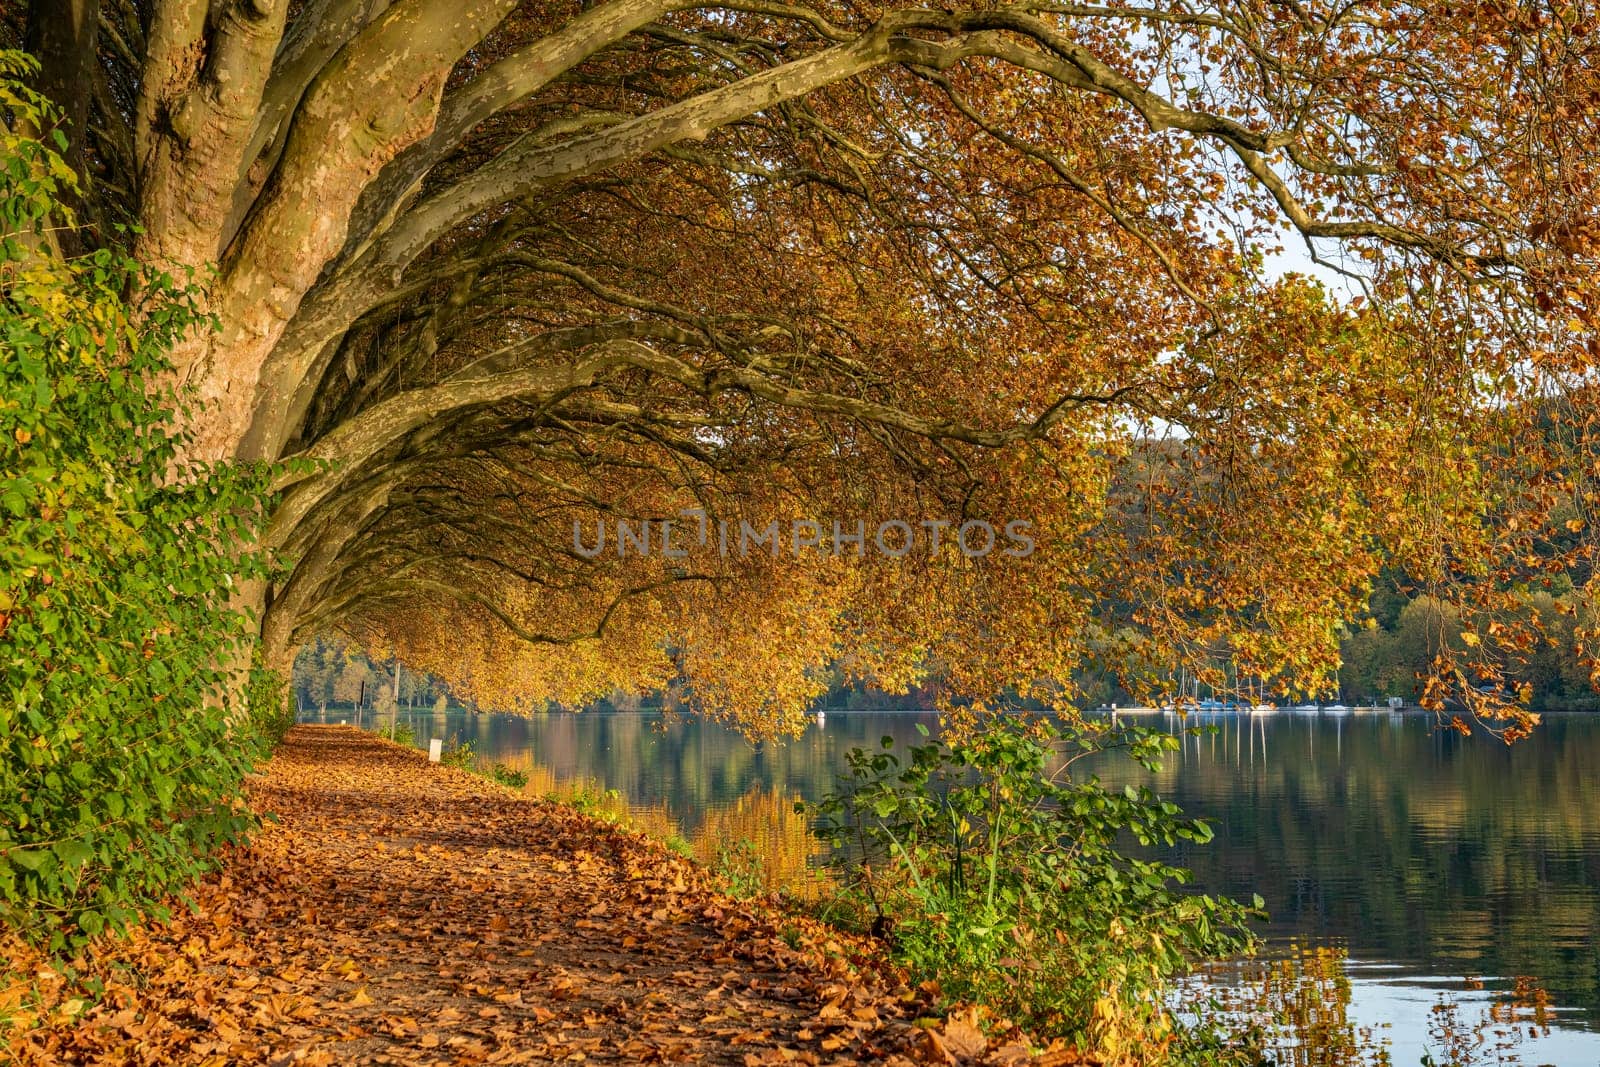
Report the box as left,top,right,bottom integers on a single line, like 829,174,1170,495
1322,703,1352,715
1251,704,1278,714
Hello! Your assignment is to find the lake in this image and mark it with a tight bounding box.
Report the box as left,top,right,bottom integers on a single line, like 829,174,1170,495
299,705,1600,1065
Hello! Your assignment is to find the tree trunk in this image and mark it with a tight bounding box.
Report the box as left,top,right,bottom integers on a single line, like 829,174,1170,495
24,0,102,236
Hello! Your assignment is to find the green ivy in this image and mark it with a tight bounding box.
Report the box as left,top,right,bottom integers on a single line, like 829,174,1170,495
0,51,279,952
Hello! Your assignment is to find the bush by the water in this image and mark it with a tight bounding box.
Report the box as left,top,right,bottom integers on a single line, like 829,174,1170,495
0,54,278,952
377,720,416,748
489,763,528,789
812,716,1260,1060
438,736,476,769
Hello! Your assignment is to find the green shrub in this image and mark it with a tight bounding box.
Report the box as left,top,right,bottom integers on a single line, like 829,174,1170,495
246,668,297,749
711,837,765,900
489,763,527,789
565,785,620,816
385,721,416,748
0,53,278,952
438,736,475,769
811,717,1260,1057
362,712,414,748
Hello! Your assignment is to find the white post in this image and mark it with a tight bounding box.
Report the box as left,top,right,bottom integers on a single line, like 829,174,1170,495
390,660,402,739
428,738,443,763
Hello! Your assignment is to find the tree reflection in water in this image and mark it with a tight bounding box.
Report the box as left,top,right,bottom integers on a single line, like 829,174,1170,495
1192,944,1553,1065
478,748,832,900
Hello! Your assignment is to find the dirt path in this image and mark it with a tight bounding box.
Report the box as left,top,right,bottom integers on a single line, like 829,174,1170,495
9,726,971,1066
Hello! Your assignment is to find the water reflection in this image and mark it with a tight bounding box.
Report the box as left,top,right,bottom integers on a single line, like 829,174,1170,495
301,706,1600,1062
1099,714,1600,1021
330,705,939,835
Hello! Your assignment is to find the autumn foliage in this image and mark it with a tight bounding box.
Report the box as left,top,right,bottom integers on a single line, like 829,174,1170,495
3,2,1600,738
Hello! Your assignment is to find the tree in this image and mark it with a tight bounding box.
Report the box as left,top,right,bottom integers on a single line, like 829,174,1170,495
293,638,339,712
8,2,1600,737
332,654,373,712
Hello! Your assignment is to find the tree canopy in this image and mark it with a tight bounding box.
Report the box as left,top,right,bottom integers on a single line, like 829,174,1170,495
9,0,1600,736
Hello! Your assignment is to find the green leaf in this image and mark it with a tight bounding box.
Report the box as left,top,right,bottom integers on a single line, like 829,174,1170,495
8,848,54,872
53,838,94,870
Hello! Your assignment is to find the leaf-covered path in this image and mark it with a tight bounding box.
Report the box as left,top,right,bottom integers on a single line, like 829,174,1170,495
11,725,1006,1066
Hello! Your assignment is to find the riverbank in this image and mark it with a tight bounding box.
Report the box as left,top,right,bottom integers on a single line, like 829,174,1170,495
2,726,1053,1065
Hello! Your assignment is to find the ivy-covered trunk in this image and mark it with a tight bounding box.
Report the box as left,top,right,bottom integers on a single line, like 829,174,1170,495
0,72,281,950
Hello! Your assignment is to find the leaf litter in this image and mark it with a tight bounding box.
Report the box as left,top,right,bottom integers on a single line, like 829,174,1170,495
3,726,1088,1065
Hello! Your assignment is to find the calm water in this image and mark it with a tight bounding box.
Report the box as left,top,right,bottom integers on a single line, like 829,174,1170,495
304,706,1600,1065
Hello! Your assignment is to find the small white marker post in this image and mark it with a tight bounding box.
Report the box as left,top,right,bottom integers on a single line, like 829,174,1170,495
428,738,443,763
